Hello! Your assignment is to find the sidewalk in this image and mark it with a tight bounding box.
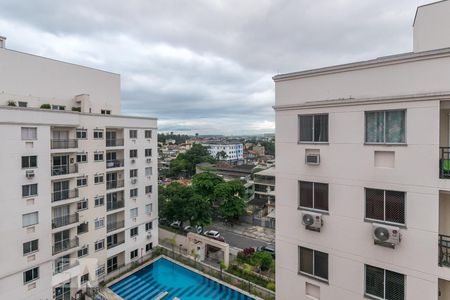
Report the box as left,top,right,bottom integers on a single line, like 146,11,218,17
211,221,275,244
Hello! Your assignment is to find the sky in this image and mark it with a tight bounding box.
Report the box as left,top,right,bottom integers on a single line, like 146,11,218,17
0,0,433,135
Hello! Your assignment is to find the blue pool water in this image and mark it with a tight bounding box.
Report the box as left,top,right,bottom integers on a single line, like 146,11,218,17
110,258,255,300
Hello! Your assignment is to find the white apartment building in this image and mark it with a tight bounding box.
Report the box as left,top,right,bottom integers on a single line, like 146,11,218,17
274,1,450,300
202,142,244,161
0,37,158,300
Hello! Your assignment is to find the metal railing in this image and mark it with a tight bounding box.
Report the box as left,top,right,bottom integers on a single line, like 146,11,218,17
52,213,79,229
106,180,124,190
52,237,79,255
106,139,124,147
53,260,79,275
107,220,125,233
107,238,125,250
52,189,79,202
51,139,78,150
440,147,450,178
107,199,125,212
51,164,78,176
106,159,124,169
439,234,450,267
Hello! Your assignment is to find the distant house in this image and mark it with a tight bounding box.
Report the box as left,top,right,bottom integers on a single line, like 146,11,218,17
201,142,244,161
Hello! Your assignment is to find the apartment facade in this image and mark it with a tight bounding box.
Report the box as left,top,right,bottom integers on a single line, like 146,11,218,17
202,142,244,161
0,38,158,300
274,1,450,300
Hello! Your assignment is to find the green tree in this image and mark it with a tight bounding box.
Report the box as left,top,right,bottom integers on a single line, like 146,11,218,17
192,172,224,198
169,144,215,177
216,150,228,160
252,251,273,272
185,193,212,227
214,180,247,222
159,183,193,224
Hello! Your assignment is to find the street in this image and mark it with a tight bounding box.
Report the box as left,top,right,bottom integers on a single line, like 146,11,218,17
206,223,274,250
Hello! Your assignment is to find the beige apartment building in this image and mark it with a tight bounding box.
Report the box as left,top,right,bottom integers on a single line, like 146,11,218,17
274,1,450,300
0,38,158,299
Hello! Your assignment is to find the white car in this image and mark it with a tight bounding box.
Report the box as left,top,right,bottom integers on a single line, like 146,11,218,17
204,230,220,238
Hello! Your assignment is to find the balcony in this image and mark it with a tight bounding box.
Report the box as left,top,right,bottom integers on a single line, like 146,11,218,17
52,189,79,202
51,139,78,150
106,159,124,169
439,234,450,267
51,164,78,176
106,139,124,147
107,220,125,233
52,213,79,229
53,260,79,275
106,180,124,190
107,199,125,212
52,237,79,255
107,233,125,250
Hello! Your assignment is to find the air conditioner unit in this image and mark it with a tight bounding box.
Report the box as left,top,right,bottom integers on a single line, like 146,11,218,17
305,154,320,165
131,159,136,164
372,223,401,248
25,170,35,179
131,178,137,184
147,233,152,239
301,210,323,232
146,158,152,163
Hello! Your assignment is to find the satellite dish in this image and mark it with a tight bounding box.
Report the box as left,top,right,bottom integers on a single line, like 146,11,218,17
302,214,314,226
374,226,390,242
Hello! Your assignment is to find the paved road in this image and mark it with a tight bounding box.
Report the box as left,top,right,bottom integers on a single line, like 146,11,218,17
206,225,268,250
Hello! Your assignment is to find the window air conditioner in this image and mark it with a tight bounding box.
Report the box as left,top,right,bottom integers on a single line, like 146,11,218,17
305,154,320,165
26,170,35,179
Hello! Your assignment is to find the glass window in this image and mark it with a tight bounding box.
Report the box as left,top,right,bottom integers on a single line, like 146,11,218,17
299,181,328,211
76,153,87,163
22,156,37,168
145,204,152,214
80,273,89,284
145,149,152,157
77,177,87,187
95,218,105,229
299,246,328,281
130,188,138,198
23,239,39,255
93,130,104,139
21,127,37,140
22,184,38,197
22,212,39,227
77,199,88,211
76,129,87,139
130,149,138,158
94,240,104,251
145,167,152,176
130,249,138,260
130,169,138,178
145,222,152,231
23,267,39,284
145,130,152,139
145,185,153,194
130,227,138,237
365,265,405,300
129,130,137,139
146,242,153,252
94,196,104,206
366,188,405,224
299,114,328,142
365,110,406,144
78,246,88,258
94,153,104,161
130,207,138,218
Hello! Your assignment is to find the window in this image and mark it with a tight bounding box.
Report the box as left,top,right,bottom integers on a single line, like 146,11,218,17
130,249,139,260
77,177,87,187
365,265,405,300
146,242,153,252
145,167,152,176
78,246,89,258
23,239,38,255
52,105,66,111
21,127,37,140
101,109,111,115
145,203,152,214
130,207,138,218
129,130,137,139
299,181,329,212
76,153,87,163
145,222,153,231
94,196,104,207
94,174,104,184
95,218,105,229
22,212,39,227
145,148,152,157
22,156,37,168
130,227,138,237
94,240,105,251
130,149,137,158
130,188,138,198
93,130,104,139
365,110,406,144
145,130,152,139
18,101,28,107
76,129,87,139
22,184,38,197
23,267,39,284
77,199,88,211
80,273,89,285
96,264,105,277
130,169,138,178
94,152,104,161
365,188,405,225
299,114,328,143
145,185,153,194
299,246,328,282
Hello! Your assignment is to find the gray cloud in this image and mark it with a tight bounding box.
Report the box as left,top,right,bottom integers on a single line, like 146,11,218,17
0,0,432,134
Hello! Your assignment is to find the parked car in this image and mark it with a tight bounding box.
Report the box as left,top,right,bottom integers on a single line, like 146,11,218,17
257,244,275,258
170,221,181,228
204,230,221,239
183,225,203,234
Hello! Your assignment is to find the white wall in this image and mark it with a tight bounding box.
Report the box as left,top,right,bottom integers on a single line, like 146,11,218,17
414,1,450,52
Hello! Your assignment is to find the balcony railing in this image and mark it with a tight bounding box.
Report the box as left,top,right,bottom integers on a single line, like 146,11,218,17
106,139,124,147
51,164,78,176
440,147,450,178
52,189,79,202
107,238,125,250
106,159,124,169
107,220,125,233
51,139,78,150
439,234,450,267
107,200,125,212
52,213,79,229
53,260,79,275
106,180,124,190
52,237,79,255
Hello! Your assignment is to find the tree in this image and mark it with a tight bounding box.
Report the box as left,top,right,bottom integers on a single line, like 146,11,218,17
252,251,273,272
169,144,215,177
216,150,228,160
185,193,212,227
159,183,193,225
192,172,224,198
214,180,247,222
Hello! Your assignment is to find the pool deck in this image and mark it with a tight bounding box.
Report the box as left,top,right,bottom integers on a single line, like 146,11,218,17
104,254,263,300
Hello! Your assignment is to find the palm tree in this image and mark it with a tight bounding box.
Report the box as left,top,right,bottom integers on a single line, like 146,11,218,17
191,249,200,267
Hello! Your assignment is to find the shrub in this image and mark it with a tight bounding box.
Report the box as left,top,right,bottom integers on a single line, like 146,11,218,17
7,100,16,106
243,247,255,256
266,281,276,291
252,251,273,271
40,104,51,109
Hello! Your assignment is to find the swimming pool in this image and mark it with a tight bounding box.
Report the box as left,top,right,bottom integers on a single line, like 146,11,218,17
109,257,255,300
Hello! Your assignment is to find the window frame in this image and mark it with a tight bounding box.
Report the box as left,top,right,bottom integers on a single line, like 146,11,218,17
94,174,104,184
94,195,104,207
94,152,104,162
364,109,407,145
145,148,152,157
94,217,105,230
93,129,104,139
76,129,87,140
23,267,39,284
130,149,138,158
23,239,39,256
129,130,138,139
22,156,37,169
298,181,329,213
130,188,138,198
145,222,153,231
364,264,405,300
130,226,139,237
130,249,139,260
21,127,37,141
145,130,152,139
130,169,138,178
22,184,38,198
364,188,407,227
76,153,88,163
298,246,329,283
77,177,88,187
145,185,153,194
298,114,329,144
22,211,39,227
78,246,89,258
94,239,105,252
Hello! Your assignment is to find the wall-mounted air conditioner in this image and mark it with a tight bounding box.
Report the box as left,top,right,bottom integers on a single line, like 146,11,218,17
301,210,323,232
372,223,401,248
131,178,137,184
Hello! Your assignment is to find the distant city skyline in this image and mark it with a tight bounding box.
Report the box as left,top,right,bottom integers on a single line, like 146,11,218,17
0,0,431,134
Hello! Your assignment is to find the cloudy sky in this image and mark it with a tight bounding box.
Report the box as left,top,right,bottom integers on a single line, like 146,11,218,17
0,0,432,135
